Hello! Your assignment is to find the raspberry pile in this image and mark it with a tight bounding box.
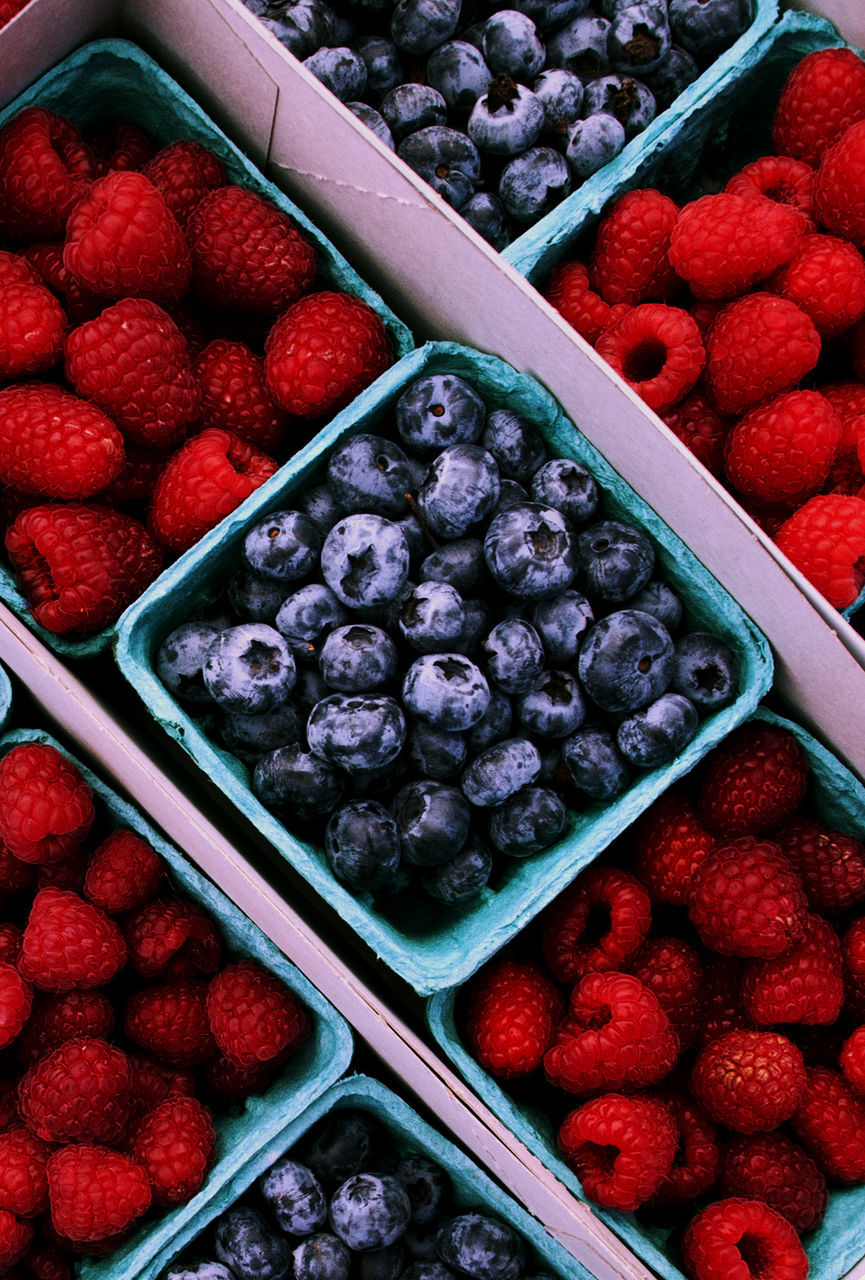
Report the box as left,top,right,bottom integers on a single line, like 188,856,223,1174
246,0,755,251
0,102,394,638
154,363,743,919
542,43,865,614
461,714,865,1280
0,734,311,1274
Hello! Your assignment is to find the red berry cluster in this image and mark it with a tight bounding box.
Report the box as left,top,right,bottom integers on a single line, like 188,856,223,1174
0,105,393,636
463,717,865,1279
543,46,865,613
0,0,28,28
0,738,310,1272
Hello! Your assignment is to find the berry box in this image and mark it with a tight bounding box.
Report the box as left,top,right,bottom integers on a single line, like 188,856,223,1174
426,704,865,1280
0,659,12,733
0,36,413,662
114,340,772,996
0,726,353,1280
129,1072,591,1280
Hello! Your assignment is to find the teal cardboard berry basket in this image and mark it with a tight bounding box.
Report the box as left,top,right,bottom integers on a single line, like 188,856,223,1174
120,1072,593,1280
0,38,413,662
426,704,865,1280
0,728,353,1280
0,662,12,733
115,340,772,997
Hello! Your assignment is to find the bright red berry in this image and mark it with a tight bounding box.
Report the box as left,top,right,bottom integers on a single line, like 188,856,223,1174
0,250,66,381
540,864,651,984
544,260,615,344
705,292,820,418
668,194,805,300
557,1092,678,1211
0,1208,32,1271
124,979,215,1068
142,138,227,226
18,887,126,992
690,1030,807,1133
791,1066,865,1182
724,389,840,506
594,302,705,413
0,962,31,1050
129,1094,215,1206
774,815,865,912
22,239,108,324
681,1198,808,1280
631,788,717,906
628,936,703,1049
46,1142,151,1244
206,959,310,1069
720,1131,827,1234
0,743,94,867
18,1035,133,1145
840,1025,865,1096
647,1092,719,1208
0,1125,50,1218
123,895,222,980
0,107,96,239
726,154,817,228
15,989,114,1068
83,827,165,914
772,233,865,337
773,46,865,167
774,493,865,610
589,188,678,306
0,383,125,500
814,119,865,249
195,338,290,452
688,836,808,959
662,390,729,478
740,913,844,1027
697,722,810,838
465,957,562,1080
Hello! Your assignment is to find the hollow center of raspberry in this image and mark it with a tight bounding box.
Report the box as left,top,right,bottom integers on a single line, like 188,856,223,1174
622,338,667,385
736,1231,770,1277
581,902,612,945
582,1001,613,1032
583,1141,620,1175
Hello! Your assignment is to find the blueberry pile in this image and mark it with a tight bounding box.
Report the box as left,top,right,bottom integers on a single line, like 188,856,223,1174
156,368,739,914
244,0,756,249
161,1104,555,1280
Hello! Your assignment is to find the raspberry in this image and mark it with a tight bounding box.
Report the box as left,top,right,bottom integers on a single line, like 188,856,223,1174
544,971,678,1094
557,1093,678,1211
64,298,201,449
540,865,651,983
631,789,717,906
127,1052,196,1115
206,959,310,1069
791,1066,865,1181
0,962,31,1050
705,293,820,418
0,842,33,894
0,743,94,867
647,1092,719,1208
840,1025,865,1095
628,936,702,1049
202,1051,281,1102
662,390,729,478
0,922,21,963
720,1132,827,1234
18,887,126,992
774,493,865,610
544,260,615,344
147,426,278,554
589,188,678,306
63,169,192,302
688,837,808,960
265,290,392,419
142,138,227,226
15,989,114,1068
740,913,844,1027
18,1035,133,1145
464,957,562,1080
724,389,840,506
0,1078,19,1132
844,917,865,995
697,722,810,837
83,827,165,914
129,1094,215,1206
124,979,216,1067
0,1125,50,1217
690,1030,807,1133
0,383,125,500
0,251,66,380
681,1198,808,1280
46,1143,151,1244
187,185,317,315
813,119,865,249
0,107,95,240
774,46,865,167
89,120,155,173
195,339,290,452
772,233,865,337
0,1209,32,1270
773,815,865,912
725,155,817,228
6,502,163,635
594,303,705,413
668,194,805,300
22,240,108,324
124,896,222,980
20,1240,75,1280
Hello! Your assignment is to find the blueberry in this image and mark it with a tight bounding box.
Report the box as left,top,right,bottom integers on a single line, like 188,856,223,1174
325,799,402,891
306,1110,378,1187
391,0,461,56
515,669,587,738
481,409,548,482
407,718,467,780
668,0,753,62
583,74,655,139
295,666,331,717
402,653,491,731
420,539,487,596
435,1213,525,1280
259,1157,327,1235
608,2,672,76
397,126,481,208
565,112,626,179
671,631,739,711
626,579,683,632
462,736,541,806
561,723,631,799
420,834,493,904
304,46,368,100
533,68,585,138
259,0,337,58
380,83,448,143
617,691,699,766
494,478,531,512
393,779,471,866
321,513,410,609
292,1233,352,1280
488,784,567,857
394,1154,450,1225
578,609,674,713
576,519,655,601
452,596,492,656
394,510,428,565
327,433,413,516
399,581,467,652
253,743,345,819
213,1206,292,1280
484,503,578,601
227,571,285,624
417,444,501,539
482,11,545,81
319,623,398,691
530,458,599,526
529,589,593,663
642,43,699,108
481,617,545,695
499,146,571,224
460,192,510,250
276,584,349,661
357,1241,405,1280
243,510,322,583
353,33,404,97
466,688,513,751
545,14,611,79
507,0,590,32
219,700,301,762
329,1173,412,1250
396,373,486,454
203,623,296,714
468,76,544,156
157,620,221,706
401,1265,455,1280
307,693,406,772
295,483,346,536
427,40,491,116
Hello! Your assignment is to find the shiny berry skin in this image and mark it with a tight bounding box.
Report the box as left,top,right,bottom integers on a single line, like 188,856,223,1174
195,339,289,452
484,502,578,601
668,193,805,301
18,1035,133,1145
0,107,96,239
0,382,124,500
773,233,865,338
330,1173,411,1251
395,372,485,454
206,959,310,1068
705,292,821,418
0,1125,51,1218
690,1030,807,1134
697,722,810,837
741,913,843,1027
791,1066,865,1182
590,187,678,306
130,1094,216,1206
775,493,865,611
540,864,651,984
648,1092,719,1208
719,1132,827,1234
0,961,31,1050
0,250,66,380
465,957,561,1079
18,886,126,993
773,47,865,168
577,608,675,714
124,979,215,1068
558,1093,678,1211
724,388,840,506
435,1213,524,1280
0,743,93,867
487,784,566,857
83,828,165,914
142,137,227,226
595,303,705,413
688,836,808,959
324,799,401,892
48,1143,152,1245
681,1198,808,1280
544,260,616,344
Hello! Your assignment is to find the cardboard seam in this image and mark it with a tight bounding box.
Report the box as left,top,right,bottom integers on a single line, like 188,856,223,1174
268,159,434,210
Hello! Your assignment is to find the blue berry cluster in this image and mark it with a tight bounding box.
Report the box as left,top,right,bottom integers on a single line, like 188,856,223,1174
156,369,739,912
244,0,754,249
161,1106,553,1280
